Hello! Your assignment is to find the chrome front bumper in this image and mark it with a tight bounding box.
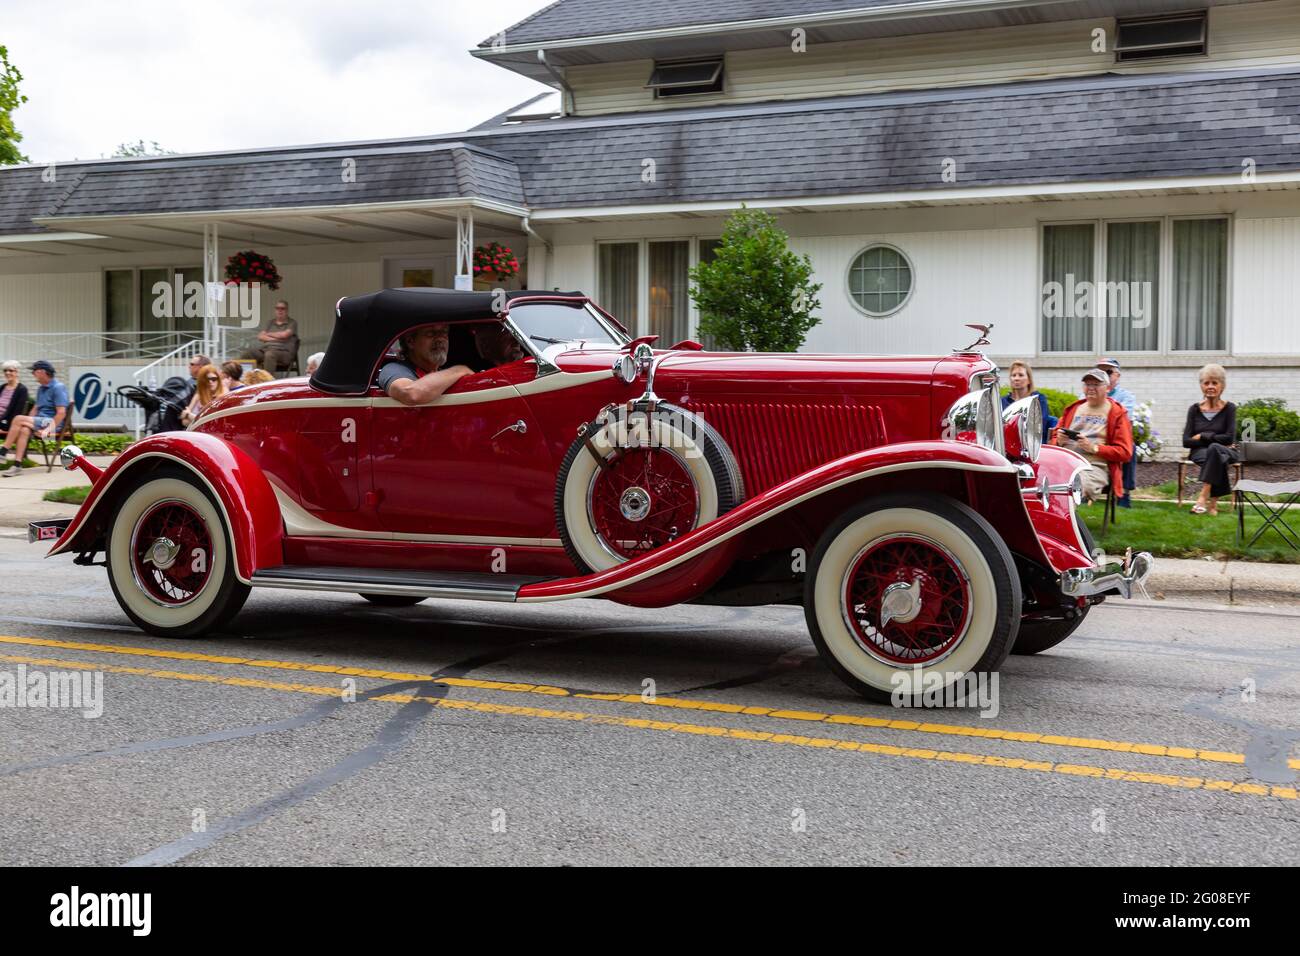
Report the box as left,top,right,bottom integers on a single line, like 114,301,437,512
1060,551,1154,600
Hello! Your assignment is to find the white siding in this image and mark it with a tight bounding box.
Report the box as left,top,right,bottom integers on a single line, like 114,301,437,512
794,229,1037,355
568,1,1300,115
0,272,100,333
275,261,383,354
1231,216,1300,355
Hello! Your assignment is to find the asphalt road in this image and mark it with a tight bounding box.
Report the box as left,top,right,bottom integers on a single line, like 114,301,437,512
0,534,1297,866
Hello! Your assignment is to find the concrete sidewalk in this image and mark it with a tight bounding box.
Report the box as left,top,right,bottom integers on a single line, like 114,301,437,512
0,456,107,528
1,463,1297,607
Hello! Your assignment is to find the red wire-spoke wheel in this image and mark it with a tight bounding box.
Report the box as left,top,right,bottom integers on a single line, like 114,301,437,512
129,498,215,606
587,447,700,560
841,534,973,666
107,467,250,638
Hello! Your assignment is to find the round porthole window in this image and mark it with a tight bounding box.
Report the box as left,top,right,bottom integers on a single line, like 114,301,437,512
847,244,914,316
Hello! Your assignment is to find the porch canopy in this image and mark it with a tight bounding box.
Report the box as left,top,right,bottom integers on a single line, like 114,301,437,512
0,140,532,353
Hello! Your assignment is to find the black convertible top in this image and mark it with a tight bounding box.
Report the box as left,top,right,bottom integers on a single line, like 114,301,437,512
310,287,586,396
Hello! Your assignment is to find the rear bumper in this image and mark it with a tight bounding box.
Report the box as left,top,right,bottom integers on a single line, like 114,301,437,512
1060,551,1154,600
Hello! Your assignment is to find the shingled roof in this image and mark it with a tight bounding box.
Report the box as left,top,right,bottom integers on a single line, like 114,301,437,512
3,68,1298,234
482,0,935,46
492,68,1300,208
0,143,525,234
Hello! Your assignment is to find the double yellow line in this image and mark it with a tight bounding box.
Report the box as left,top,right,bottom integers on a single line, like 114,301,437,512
1,634,1295,801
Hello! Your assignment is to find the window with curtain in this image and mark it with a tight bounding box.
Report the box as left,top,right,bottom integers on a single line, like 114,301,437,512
648,240,690,345
1172,218,1228,351
1041,223,1095,351
1105,221,1160,351
598,243,639,333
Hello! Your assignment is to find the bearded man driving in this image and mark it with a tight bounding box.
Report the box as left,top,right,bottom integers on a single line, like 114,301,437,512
378,324,473,405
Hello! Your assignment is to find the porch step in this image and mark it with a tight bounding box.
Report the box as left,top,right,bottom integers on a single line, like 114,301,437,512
249,566,554,602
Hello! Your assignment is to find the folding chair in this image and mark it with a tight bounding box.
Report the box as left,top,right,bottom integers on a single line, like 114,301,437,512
1234,479,1300,551
34,407,74,473
1100,482,1118,536
1177,457,1243,508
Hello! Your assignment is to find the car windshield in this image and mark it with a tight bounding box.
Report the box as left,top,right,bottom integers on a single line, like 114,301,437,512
509,302,623,351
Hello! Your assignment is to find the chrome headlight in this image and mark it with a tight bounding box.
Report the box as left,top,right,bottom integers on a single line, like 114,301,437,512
944,386,1002,454
1002,396,1042,462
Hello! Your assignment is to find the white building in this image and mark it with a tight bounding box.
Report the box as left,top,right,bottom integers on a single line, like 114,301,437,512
2,0,1299,449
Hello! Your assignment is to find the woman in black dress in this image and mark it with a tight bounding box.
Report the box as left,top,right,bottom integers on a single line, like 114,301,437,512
1182,363,1237,515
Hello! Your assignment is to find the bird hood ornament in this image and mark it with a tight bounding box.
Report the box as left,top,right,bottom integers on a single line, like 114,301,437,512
958,324,994,352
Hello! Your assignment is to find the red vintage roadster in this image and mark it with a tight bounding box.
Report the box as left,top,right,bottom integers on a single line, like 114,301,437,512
33,289,1151,702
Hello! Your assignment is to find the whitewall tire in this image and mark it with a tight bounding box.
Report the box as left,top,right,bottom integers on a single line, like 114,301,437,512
805,493,1020,703
105,466,250,638
555,404,743,573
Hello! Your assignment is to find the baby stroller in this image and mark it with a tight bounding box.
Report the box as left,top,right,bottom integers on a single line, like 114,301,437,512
116,377,192,436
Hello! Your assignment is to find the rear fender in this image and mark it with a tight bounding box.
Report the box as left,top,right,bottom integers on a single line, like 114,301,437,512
518,440,1038,604
47,432,284,583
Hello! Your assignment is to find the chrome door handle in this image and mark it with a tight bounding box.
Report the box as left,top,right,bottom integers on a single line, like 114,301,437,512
492,419,527,440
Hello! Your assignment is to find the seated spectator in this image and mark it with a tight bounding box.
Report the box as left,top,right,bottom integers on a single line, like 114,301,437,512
305,352,325,376
241,300,299,373
242,368,275,386
221,360,246,392
1098,357,1138,509
1001,360,1056,434
1183,364,1238,516
181,364,227,426
0,360,30,436
1,360,67,476
1050,368,1134,503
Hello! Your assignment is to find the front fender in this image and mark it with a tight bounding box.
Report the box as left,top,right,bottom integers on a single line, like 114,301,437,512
519,440,1023,603
48,432,284,583
1024,444,1093,573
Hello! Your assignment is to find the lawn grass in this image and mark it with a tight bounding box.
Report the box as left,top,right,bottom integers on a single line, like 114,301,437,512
42,485,90,505
1080,498,1300,564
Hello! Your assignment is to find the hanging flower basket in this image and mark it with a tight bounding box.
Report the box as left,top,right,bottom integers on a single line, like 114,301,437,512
224,249,282,291
472,241,520,282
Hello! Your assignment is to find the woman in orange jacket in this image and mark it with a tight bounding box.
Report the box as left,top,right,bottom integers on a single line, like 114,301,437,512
1050,368,1135,503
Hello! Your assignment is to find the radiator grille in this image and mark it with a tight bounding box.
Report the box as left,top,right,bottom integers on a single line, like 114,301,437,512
691,402,889,496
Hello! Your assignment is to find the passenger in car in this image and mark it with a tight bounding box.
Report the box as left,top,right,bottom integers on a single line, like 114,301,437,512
471,322,526,367
378,323,474,405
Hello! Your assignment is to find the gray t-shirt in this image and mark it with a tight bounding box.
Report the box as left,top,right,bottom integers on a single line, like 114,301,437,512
377,359,420,393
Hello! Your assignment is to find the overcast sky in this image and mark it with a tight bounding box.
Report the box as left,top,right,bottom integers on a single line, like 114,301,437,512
4,0,553,163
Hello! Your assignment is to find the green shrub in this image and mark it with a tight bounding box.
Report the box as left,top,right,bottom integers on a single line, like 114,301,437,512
69,433,134,455
689,207,822,352
1236,398,1300,443
1002,386,1078,418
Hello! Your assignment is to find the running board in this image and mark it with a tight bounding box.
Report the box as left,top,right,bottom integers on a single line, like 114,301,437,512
250,566,554,602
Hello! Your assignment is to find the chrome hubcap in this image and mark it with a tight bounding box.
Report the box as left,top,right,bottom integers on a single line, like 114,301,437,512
879,574,925,628
143,536,180,570
619,486,651,522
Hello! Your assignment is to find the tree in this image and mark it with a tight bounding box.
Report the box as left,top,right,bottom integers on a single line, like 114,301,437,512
111,139,176,158
0,45,28,166
689,207,822,352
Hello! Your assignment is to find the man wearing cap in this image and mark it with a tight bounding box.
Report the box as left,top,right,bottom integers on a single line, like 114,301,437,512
1051,368,1134,503
1097,357,1138,508
0,360,68,476
1097,357,1137,419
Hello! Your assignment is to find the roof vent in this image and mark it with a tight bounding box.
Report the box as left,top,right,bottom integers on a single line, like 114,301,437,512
646,58,724,98
1115,12,1207,62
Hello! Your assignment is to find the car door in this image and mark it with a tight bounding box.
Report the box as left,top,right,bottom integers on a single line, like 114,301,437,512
369,366,555,541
